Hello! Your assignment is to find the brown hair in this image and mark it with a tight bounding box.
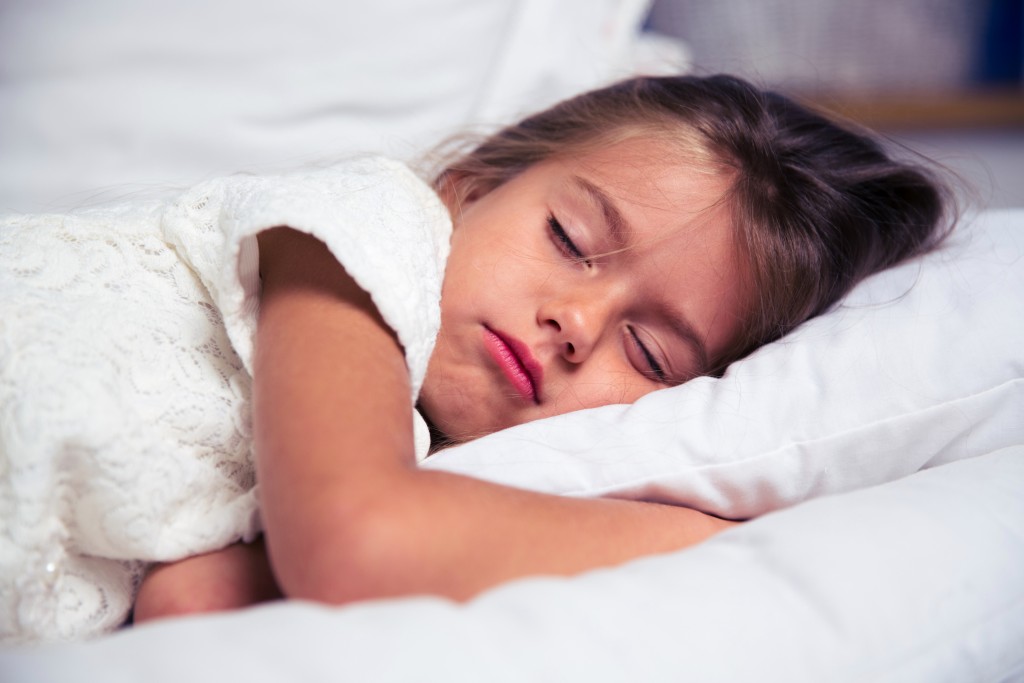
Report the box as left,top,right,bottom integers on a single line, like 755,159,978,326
435,75,954,373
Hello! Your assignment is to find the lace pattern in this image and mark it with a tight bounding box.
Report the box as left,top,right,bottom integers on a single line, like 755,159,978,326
0,158,451,642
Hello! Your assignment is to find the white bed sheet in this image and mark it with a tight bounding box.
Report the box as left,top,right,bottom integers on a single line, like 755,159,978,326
3,448,1022,682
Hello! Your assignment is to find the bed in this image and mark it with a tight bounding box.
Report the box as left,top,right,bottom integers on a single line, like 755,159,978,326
1,1,1022,680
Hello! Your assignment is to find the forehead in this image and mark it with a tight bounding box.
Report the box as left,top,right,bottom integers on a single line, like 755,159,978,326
547,137,736,244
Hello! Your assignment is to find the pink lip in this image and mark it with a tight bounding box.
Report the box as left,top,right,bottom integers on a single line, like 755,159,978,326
482,326,543,404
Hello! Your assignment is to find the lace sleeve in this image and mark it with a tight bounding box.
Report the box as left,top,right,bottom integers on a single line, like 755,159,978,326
160,157,452,400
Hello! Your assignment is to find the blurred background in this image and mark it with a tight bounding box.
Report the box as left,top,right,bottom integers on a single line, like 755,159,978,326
1,0,1020,212
645,0,1024,208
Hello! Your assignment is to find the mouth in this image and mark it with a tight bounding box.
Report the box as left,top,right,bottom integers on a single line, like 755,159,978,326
482,326,543,404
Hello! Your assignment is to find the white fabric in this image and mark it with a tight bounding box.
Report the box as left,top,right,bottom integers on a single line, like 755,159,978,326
0,0,655,214
424,208,1024,518
3,447,1022,682
0,157,451,643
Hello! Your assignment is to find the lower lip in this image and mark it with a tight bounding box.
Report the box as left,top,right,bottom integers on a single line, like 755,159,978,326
482,327,537,403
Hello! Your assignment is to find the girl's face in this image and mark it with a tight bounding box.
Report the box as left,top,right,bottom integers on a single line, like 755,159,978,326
419,138,748,441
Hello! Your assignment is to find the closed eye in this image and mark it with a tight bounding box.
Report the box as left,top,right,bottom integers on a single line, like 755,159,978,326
547,214,590,266
628,325,669,383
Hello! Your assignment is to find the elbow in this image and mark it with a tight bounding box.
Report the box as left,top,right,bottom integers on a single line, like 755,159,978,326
269,498,434,606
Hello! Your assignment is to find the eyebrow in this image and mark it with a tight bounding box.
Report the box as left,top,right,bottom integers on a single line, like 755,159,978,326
570,175,711,375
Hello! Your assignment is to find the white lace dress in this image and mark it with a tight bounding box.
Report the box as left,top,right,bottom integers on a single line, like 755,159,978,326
0,158,451,643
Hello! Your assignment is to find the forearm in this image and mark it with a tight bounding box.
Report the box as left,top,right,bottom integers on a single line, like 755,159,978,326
317,468,735,603
134,538,281,624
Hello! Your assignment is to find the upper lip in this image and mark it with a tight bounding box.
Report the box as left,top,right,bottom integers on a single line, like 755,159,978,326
486,326,544,403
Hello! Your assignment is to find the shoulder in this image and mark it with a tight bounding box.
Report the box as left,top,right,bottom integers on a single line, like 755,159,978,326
317,156,448,220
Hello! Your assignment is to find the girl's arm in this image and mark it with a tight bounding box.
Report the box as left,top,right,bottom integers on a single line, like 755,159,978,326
133,537,280,624
255,227,736,604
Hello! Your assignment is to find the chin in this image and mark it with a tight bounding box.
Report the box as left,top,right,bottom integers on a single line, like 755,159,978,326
427,408,511,446
417,399,474,444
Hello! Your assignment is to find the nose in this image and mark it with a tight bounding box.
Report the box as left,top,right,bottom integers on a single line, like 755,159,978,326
538,289,615,364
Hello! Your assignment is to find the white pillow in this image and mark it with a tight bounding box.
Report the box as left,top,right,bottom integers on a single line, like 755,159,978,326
424,208,1024,518
0,0,651,213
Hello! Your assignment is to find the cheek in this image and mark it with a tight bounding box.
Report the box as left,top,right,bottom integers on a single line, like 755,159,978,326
545,364,658,414
443,249,503,301
418,355,480,434
442,256,550,326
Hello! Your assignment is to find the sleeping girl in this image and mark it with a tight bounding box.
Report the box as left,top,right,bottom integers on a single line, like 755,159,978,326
0,75,951,642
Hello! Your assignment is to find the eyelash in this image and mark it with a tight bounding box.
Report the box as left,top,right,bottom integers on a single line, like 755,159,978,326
628,326,668,383
547,214,667,384
546,214,589,265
